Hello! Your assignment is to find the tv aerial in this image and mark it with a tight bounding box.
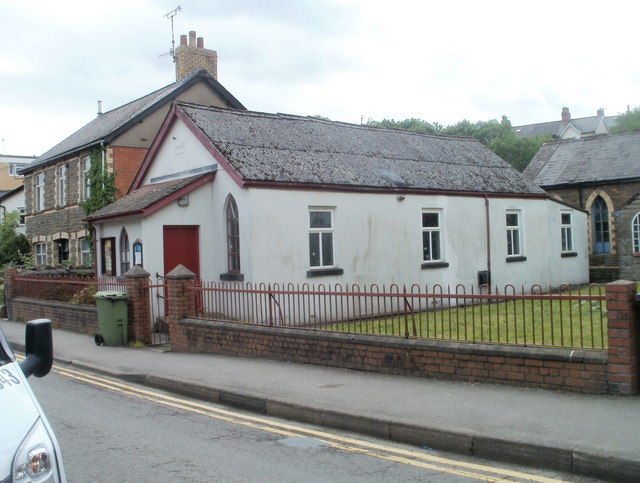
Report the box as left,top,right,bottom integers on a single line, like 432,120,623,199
160,6,182,61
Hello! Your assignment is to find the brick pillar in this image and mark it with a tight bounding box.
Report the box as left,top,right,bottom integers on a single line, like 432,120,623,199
606,280,639,394
124,265,152,344
165,264,196,347
3,267,18,320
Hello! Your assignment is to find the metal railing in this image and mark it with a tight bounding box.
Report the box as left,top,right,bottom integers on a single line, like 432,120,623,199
12,274,128,305
191,282,607,349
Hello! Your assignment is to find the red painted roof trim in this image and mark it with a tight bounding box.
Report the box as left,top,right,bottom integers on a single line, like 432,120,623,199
240,180,548,200
129,103,180,192
86,172,215,223
143,172,215,217
173,106,246,189
130,103,246,192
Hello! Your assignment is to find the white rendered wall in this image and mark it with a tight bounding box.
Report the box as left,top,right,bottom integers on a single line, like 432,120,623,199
142,120,216,185
97,115,589,291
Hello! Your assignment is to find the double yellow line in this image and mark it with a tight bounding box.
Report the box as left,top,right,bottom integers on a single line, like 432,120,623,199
52,363,568,483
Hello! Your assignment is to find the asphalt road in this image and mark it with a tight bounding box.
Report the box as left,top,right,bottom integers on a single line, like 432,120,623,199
29,364,601,482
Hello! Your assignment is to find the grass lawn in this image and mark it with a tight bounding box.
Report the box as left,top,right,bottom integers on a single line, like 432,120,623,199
328,286,608,349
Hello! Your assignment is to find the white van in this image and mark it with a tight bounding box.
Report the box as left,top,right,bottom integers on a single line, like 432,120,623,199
0,319,66,482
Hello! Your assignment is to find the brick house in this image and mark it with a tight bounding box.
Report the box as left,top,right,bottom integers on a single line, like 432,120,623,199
523,131,640,281
18,32,245,268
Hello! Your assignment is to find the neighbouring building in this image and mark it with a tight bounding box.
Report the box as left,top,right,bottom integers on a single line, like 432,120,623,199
523,130,640,282
0,154,34,192
512,107,618,140
86,102,589,292
0,186,26,235
19,32,245,269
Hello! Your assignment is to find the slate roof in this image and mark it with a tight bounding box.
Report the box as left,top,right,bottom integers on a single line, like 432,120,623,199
0,185,24,202
176,103,545,195
21,70,244,175
86,174,211,220
513,115,617,138
523,131,640,187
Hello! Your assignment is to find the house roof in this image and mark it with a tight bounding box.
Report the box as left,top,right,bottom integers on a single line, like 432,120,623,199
0,185,24,203
20,70,244,175
165,103,545,195
523,131,640,187
513,115,617,138
85,172,215,221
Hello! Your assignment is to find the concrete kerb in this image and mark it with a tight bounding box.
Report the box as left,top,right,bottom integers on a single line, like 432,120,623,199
31,352,639,483
573,449,640,483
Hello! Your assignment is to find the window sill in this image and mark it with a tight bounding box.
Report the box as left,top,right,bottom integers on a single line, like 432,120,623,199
421,261,450,269
307,268,344,278
561,252,578,258
220,272,244,282
506,256,527,263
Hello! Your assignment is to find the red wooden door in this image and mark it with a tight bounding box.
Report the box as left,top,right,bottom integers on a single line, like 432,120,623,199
163,226,200,278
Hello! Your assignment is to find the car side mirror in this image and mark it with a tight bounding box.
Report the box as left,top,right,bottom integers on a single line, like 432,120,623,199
19,319,54,378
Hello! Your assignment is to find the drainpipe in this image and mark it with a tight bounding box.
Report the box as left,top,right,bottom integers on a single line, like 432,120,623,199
100,142,106,174
578,186,584,209
91,223,98,278
484,195,492,290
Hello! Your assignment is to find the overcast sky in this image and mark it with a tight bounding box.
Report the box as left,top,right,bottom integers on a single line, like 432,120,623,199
1,0,637,156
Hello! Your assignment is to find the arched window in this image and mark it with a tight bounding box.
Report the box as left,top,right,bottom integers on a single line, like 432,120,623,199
633,213,640,254
592,196,610,253
226,196,240,273
120,228,130,275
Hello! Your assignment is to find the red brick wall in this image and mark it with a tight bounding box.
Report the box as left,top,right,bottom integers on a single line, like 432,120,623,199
170,319,609,394
12,297,98,334
112,146,148,197
606,281,639,394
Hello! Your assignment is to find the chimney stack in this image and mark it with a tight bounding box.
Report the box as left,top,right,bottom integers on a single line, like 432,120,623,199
597,108,605,117
174,30,218,81
561,107,571,124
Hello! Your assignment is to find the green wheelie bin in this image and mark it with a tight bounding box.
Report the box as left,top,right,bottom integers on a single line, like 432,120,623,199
93,291,129,346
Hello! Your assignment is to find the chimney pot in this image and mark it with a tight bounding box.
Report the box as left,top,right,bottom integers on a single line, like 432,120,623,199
174,30,219,81
97,100,103,117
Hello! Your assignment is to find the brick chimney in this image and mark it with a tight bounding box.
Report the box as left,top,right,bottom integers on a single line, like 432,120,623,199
174,30,218,81
597,107,605,117
561,107,571,124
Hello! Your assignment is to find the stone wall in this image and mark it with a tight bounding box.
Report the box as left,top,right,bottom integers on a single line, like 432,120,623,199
547,181,640,282
618,196,640,280
23,154,91,266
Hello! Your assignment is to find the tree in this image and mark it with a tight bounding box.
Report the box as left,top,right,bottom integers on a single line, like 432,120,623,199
82,146,116,215
0,211,31,267
611,106,640,133
489,133,551,172
367,118,443,134
367,115,548,171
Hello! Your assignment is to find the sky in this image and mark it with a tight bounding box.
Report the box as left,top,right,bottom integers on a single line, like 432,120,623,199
1,0,638,157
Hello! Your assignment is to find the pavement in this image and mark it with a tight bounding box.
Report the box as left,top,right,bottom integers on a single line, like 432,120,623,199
2,319,639,482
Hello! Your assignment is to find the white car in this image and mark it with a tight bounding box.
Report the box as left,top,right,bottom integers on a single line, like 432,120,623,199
0,319,66,482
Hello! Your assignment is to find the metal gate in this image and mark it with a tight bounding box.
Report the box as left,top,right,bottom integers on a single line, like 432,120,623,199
149,274,168,345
